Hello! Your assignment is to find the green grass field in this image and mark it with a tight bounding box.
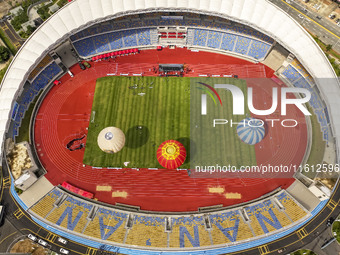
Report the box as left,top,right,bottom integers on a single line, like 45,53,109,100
83,76,257,168
190,77,256,168
303,104,326,179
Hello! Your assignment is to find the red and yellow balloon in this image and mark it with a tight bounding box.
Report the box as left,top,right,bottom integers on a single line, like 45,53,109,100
157,140,186,169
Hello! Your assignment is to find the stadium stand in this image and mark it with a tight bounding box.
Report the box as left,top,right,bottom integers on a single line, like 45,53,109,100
18,87,38,109
169,216,211,248
69,13,275,47
29,189,309,249
11,102,19,121
30,188,63,218
96,23,114,34
69,14,274,60
136,29,152,46
41,62,62,81
245,201,283,236
14,104,26,123
193,29,209,47
122,30,138,48
31,73,50,92
248,40,271,60
46,195,93,233
108,31,124,50
28,55,53,81
11,61,62,139
207,31,223,48
276,192,307,222
210,210,253,245
281,65,303,83
188,28,272,60
73,38,97,57
220,33,238,51
73,28,156,57
93,34,110,54
112,21,129,31
12,121,19,138
125,215,168,247
83,208,127,243
234,35,251,55
281,63,329,141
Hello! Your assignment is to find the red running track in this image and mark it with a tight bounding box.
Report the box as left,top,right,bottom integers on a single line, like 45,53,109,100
34,48,306,212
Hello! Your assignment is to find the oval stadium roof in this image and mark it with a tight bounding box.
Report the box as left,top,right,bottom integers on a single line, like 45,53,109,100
0,0,339,158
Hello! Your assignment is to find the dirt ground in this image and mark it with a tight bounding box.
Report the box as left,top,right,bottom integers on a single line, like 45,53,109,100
0,0,25,18
11,239,47,254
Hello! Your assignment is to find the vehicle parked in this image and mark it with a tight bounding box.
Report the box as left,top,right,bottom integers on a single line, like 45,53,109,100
79,62,86,70
57,236,68,244
278,247,286,253
329,14,336,19
60,248,69,254
83,61,91,69
38,239,48,247
28,234,37,242
327,217,334,227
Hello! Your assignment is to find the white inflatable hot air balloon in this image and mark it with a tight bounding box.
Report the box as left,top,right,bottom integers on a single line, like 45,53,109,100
97,127,125,153
237,118,266,145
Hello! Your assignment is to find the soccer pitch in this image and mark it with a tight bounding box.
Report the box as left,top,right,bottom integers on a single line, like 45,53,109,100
83,76,257,168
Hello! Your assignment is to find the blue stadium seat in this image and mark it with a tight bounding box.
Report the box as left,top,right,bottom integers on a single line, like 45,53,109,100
41,62,62,81
82,26,99,38
282,65,303,83
70,31,84,42
96,23,113,34
129,20,144,28
293,77,312,90
220,33,237,51
18,87,38,109
122,30,138,47
11,102,19,120
108,31,124,50
234,35,251,55
193,29,208,47
12,121,19,138
93,34,110,53
247,40,271,60
31,73,50,92
137,29,152,46
207,31,223,48
143,19,160,27
73,38,97,57
15,104,26,123
112,21,128,30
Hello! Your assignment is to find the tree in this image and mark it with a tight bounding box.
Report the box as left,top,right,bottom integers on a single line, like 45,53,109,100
0,46,10,63
326,44,333,52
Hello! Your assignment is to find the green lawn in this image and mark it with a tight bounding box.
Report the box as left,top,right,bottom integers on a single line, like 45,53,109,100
190,77,256,168
16,92,41,143
0,29,17,55
83,76,191,168
83,76,257,169
302,104,326,179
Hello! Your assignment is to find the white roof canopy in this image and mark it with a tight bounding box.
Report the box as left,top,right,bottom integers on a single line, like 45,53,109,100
1,0,339,159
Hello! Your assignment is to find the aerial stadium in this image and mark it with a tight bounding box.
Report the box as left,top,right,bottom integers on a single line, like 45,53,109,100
0,0,340,254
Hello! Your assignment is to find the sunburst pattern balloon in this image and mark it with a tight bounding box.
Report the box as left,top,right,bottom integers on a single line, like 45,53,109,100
157,140,186,169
